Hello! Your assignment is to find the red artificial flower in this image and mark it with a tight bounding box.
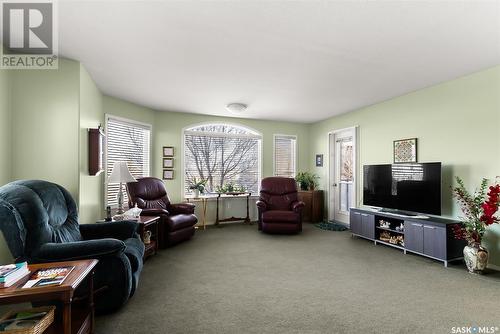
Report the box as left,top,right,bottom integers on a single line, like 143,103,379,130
480,184,500,225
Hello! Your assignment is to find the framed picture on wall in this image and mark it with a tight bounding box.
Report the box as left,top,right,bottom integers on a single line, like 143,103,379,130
163,158,174,168
315,154,323,167
393,138,417,163
163,169,174,180
163,146,174,157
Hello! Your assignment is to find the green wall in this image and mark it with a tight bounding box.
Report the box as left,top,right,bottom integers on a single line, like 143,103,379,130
0,59,81,263
309,65,500,266
10,59,81,199
103,95,156,126
79,65,104,225
0,70,10,185
77,93,157,226
0,45,12,185
0,69,11,264
0,59,82,262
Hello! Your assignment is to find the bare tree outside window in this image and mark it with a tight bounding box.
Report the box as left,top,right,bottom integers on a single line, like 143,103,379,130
184,124,261,194
340,142,353,182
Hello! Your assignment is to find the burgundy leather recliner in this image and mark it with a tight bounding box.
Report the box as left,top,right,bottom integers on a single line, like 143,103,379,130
126,177,197,248
256,177,305,234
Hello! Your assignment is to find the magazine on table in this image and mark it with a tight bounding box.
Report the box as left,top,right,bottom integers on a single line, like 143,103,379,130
22,266,75,289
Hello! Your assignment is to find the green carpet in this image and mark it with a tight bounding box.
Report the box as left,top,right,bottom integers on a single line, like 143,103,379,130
95,223,500,334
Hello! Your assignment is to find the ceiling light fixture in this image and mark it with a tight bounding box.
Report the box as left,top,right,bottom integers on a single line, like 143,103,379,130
226,103,247,113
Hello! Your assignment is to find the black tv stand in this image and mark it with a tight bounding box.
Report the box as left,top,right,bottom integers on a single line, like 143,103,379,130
350,208,465,267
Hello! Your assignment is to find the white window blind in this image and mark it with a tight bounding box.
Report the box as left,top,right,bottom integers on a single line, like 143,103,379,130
184,124,261,195
106,116,151,207
274,135,297,177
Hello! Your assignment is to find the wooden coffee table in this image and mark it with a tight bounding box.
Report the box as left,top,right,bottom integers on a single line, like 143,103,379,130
0,259,98,334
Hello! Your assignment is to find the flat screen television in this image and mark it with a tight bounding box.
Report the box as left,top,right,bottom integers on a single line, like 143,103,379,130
363,162,441,215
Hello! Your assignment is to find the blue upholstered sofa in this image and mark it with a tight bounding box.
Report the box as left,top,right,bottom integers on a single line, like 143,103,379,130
0,180,144,314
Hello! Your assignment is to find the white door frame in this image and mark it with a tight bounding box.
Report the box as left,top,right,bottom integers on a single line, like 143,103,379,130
327,126,359,224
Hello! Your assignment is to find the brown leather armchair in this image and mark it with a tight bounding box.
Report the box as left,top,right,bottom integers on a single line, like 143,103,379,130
126,177,197,248
256,177,305,234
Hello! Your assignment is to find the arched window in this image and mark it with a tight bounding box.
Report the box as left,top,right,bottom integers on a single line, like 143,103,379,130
183,123,262,195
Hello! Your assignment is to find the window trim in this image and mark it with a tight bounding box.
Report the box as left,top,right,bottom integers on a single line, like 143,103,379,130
104,114,152,208
183,130,261,140
273,134,298,178
181,122,263,197
184,122,261,139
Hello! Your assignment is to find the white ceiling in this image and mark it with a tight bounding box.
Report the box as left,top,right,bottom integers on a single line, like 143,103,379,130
59,1,500,123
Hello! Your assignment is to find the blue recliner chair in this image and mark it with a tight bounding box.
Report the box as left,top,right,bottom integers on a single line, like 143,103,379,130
0,180,145,314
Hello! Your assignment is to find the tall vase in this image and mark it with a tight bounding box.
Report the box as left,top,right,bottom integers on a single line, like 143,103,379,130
463,244,488,274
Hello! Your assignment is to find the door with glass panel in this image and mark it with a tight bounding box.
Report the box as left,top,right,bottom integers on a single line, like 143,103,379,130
329,128,357,224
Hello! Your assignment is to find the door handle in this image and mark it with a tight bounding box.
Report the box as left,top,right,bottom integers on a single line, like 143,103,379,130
423,225,436,229
411,223,423,227
332,183,337,187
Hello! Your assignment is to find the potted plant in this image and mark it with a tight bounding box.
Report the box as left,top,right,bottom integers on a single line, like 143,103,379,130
216,182,246,194
452,177,499,273
295,172,319,191
189,177,207,198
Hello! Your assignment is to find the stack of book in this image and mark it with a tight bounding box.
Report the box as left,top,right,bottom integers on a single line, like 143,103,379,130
0,262,29,288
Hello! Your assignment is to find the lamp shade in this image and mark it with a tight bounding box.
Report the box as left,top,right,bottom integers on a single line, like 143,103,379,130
108,161,137,183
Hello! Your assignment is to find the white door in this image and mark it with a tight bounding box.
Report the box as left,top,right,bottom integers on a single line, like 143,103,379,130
329,128,357,224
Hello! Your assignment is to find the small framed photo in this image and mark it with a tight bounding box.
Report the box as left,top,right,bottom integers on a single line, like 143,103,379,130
163,146,174,157
163,158,174,168
315,154,323,167
394,138,417,163
163,169,174,180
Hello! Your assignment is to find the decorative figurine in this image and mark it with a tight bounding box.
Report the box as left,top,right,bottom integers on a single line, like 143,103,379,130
379,220,391,229
143,230,152,244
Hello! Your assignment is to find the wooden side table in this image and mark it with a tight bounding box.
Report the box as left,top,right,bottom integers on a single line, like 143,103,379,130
215,193,252,226
137,216,160,260
298,190,324,223
185,193,256,227
97,216,160,260
0,259,98,334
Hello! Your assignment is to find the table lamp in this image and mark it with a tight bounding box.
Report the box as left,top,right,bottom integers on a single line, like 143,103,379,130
108,161,137,214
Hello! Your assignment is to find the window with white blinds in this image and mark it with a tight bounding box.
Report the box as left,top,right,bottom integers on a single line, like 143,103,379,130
105,115,151,207
274,135,297,177
184,124,261,195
